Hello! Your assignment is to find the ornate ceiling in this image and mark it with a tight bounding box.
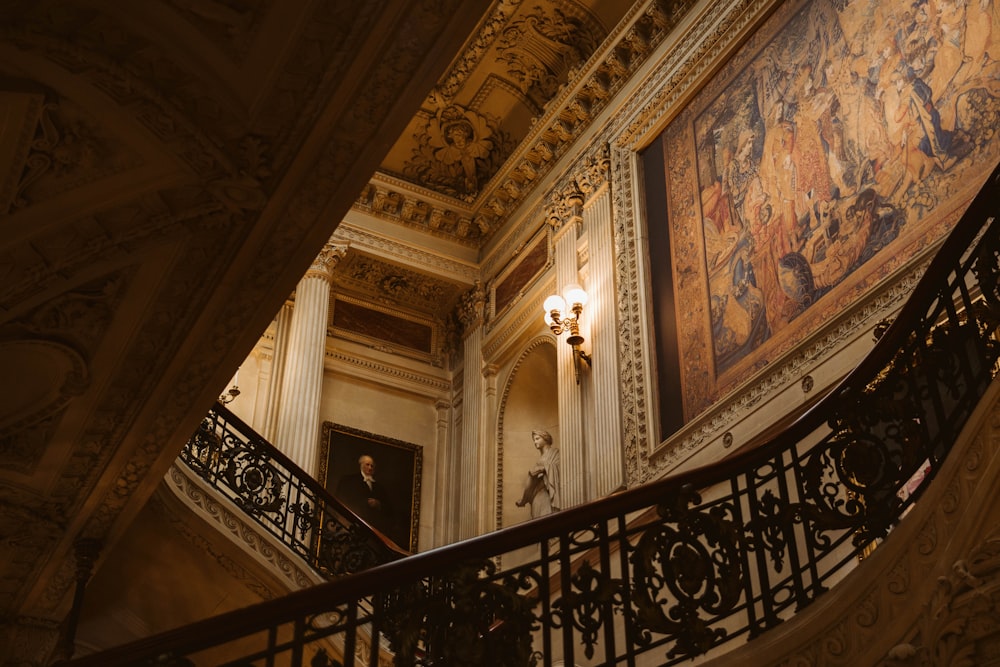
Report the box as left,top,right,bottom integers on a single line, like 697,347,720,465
0,0,683,652
0,0,495,647
355,0,639,246
327,0,651,336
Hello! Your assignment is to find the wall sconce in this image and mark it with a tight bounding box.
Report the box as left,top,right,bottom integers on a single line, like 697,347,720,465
543,284,592,384
219,368,241,405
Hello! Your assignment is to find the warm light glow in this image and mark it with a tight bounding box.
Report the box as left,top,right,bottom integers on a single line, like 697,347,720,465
563,284,588,308
543,293,566,314
542,284,591,384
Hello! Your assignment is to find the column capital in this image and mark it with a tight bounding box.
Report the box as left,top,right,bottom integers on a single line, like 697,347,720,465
544,180,585,233
304,242,349,282
457,280,486,334
544,143,611,230
577,143,612,199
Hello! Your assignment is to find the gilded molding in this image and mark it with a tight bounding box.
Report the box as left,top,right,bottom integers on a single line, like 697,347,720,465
354,180,480,245
333,223,479,283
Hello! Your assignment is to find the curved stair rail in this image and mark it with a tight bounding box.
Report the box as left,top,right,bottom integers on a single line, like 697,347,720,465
60,162,1000,667
178,402,408,579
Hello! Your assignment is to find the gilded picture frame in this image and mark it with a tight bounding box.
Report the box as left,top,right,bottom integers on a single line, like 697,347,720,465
319,422,422,552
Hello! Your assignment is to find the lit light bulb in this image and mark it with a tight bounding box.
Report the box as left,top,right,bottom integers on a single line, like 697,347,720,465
543,293,566,314
563,284,588,308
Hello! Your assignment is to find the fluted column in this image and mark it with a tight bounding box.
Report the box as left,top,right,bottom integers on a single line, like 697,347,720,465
432,398,452,547
549,192,587,509
256,300,292,441
583,171,624,497
457,280,486,539
273,243,347,476
481,363,500,533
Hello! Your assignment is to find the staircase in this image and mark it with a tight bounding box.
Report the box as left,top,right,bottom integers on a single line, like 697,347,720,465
57,161,1000,666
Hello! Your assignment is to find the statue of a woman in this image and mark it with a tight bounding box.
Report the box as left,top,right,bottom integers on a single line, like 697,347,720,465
515,429,560,518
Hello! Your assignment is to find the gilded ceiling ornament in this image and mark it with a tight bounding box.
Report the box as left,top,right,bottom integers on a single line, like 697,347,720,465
495,6,601,108
403,104,512,201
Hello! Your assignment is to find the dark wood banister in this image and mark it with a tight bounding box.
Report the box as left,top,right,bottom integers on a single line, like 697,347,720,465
59,159,1000,666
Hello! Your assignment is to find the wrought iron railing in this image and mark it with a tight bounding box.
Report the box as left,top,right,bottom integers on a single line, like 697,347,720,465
178,403,407,579
61,162,1000,667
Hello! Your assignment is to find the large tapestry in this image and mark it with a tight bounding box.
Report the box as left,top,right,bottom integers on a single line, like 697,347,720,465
661,0,1000,418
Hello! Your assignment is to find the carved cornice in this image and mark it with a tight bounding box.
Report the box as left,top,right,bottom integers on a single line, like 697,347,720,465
333,223,479,283
325,348,452,395
353,179,480,245
481,137,608,283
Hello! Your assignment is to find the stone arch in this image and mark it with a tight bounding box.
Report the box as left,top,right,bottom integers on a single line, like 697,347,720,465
495,336,558,533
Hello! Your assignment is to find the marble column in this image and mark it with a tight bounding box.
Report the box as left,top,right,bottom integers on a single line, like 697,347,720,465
457,280,486,539
256,300,292,442
273,243,347,477
583,177,625,497
432,398,452,548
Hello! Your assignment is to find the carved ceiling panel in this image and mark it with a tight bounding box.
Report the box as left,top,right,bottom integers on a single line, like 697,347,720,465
331,250,467,321
379,1,605,201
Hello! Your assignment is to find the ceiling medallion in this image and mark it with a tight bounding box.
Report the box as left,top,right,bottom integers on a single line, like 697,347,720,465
403,103,514,201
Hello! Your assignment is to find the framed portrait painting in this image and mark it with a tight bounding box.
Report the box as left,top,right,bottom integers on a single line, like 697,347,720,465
319,422,422,552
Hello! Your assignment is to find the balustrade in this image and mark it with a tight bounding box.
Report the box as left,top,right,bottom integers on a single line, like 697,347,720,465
60,162,1000,667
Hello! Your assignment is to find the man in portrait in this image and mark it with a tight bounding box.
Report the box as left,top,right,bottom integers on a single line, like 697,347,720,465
336,454,395,539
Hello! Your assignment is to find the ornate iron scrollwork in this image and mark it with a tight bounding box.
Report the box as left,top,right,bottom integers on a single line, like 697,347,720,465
178,406,396,581
628,485,744,660
382,560,538,667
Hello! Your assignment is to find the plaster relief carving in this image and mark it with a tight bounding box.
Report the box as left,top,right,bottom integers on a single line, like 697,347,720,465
403,104,513,201
0,341,85,472
334,251,465,316
495,4,602,109
8,96,137,213
882,536,1000,667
